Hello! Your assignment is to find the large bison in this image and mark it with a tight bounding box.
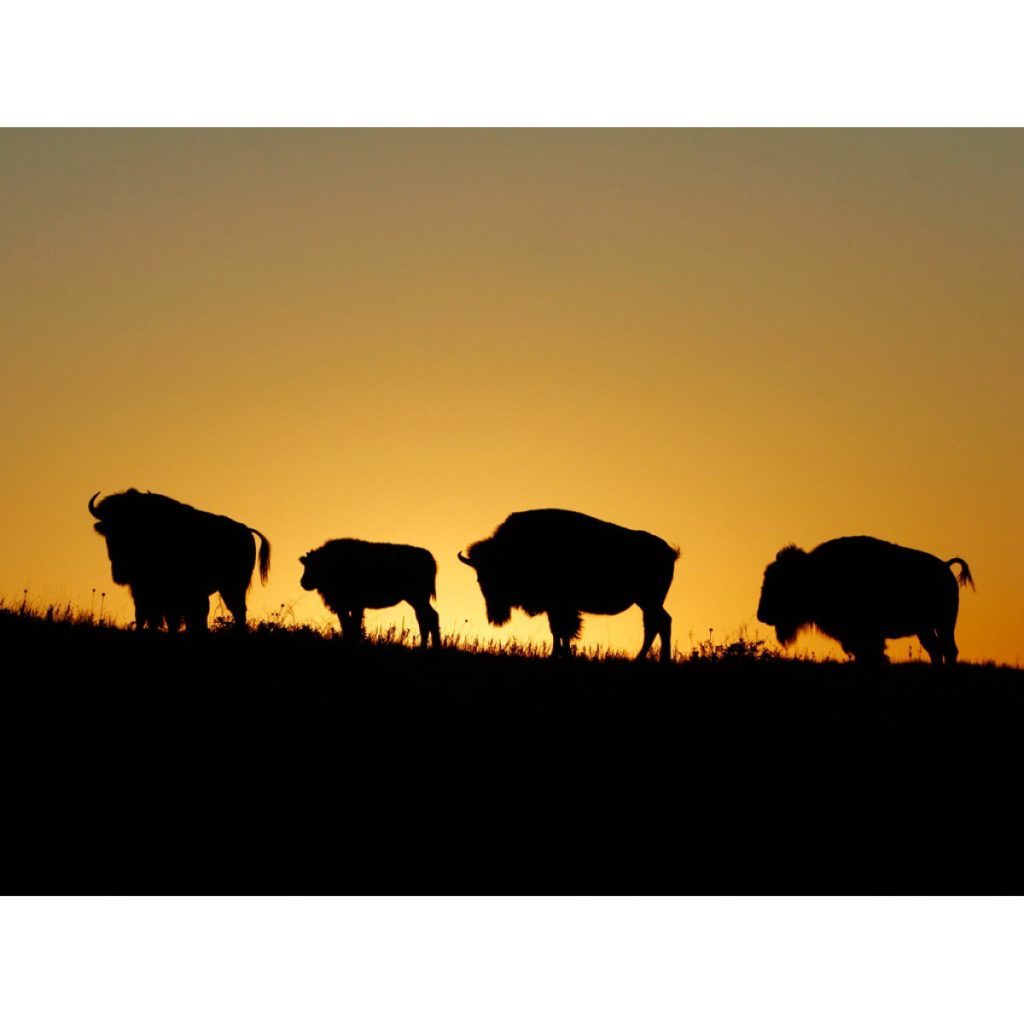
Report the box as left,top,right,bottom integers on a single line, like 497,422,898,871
299,539,441,648
756,535,974,665
458,508,678,661
89,489,271,632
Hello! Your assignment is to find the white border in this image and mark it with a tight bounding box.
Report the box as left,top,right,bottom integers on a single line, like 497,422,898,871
3,1,1020,126
1,897,1021,1023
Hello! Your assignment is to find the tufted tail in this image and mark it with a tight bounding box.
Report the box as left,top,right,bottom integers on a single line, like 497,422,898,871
253,530,271,585
946,557,975,591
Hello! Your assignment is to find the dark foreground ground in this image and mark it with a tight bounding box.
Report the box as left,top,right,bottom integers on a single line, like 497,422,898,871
3,610,1022,893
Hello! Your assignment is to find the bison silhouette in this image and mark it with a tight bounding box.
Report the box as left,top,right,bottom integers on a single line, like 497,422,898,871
459,508,678,661
756,535,974,665
89,489,271,632
299,539,441,648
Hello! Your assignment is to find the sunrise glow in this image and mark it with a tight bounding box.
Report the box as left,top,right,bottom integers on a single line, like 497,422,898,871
2,129,1020,663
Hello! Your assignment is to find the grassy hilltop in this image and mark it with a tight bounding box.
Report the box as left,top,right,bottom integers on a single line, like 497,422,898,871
4,604,1022,893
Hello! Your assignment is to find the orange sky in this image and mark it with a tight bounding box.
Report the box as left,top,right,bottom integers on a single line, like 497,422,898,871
2,129,1021,663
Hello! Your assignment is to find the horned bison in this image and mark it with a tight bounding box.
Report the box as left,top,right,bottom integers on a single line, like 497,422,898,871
458,509,679,661
89,489,271,632
299,539,441,648
756,535,974,665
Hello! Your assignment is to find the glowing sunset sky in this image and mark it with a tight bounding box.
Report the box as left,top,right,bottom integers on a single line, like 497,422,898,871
2,129,1021,663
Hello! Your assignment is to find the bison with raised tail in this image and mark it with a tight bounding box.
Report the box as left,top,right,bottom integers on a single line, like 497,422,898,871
89,489,271,632
458,509,679,661
299,539,441,648
756,535,974,665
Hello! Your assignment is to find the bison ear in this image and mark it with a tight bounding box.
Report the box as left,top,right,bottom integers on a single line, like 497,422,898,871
299,555,307,564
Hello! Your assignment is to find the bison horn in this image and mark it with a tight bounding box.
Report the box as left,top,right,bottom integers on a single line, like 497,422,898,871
457,551,474,567
88,492,102,518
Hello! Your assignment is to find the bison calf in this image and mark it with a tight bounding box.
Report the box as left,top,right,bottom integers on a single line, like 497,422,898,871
757,535,974,665
299,539,441,649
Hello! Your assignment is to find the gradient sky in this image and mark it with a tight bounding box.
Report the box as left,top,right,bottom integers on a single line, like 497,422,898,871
2,129,1021,663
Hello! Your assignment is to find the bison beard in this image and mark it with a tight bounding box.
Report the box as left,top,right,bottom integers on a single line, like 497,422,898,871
756,545,812,648
484,599,513,627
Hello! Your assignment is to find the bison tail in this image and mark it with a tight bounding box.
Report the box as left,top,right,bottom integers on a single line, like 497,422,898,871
254,530,271,585
946,557,975,591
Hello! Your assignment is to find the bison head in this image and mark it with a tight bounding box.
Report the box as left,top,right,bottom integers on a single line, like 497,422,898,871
298,552,321,592
757,545,813,646
458,543,513,626
89,490,151,585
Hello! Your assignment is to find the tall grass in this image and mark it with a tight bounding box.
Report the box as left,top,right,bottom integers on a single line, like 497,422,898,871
0,594,120,630
0,595,795,665
3,595,1014,671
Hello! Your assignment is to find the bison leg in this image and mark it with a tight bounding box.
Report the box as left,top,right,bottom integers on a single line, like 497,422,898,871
935,626,959,666
132,590,164,631
183,595,211,633
133,603,158,631
338,608,364,643
639,606,672,662
337,609,353,641
412,601,440,649
931,608,961,665
846,635,888,666
916,628,944,665
219,585,249,631
548,609,582,658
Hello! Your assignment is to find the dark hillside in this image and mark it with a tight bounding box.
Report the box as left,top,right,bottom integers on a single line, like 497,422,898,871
3,609,1022,893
